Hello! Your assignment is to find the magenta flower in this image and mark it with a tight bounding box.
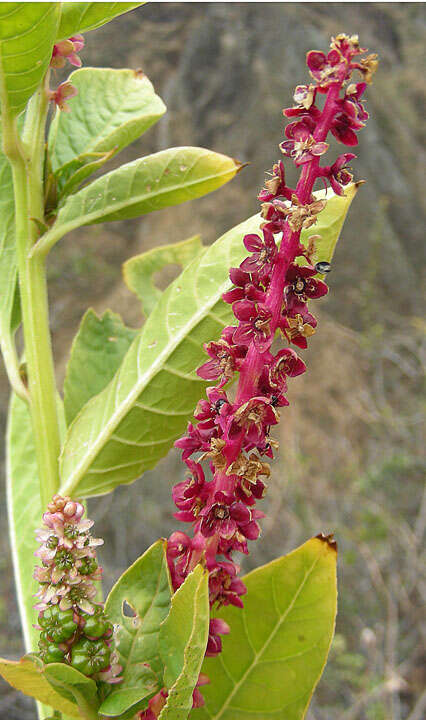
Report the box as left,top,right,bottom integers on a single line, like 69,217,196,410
209,561,247,609
174,421,214,460
222,267,266,305
240,228,278,278
285,262,328,313
306,48,344,88
196,332,246,386
199,491,255,540
257,160,294,202
233,301,273,351
280,119,329,165
281,308,318,349
331,101,366,146
323,152,356,195
345,82,369,122
173,460,208,522
206,618,231,657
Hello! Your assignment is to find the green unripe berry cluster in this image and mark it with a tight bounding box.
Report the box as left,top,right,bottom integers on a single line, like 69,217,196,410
38,605,114,679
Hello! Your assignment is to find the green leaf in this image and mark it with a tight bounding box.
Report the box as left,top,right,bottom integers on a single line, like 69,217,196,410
192,536,337,720
0,3,60,117
43,663,100,719
64,309,137,426
123,234,204,318
6,395,41,655
0,655,80,718
58,186,358,499
101,540,172,718
159,566,209,720
48,67,166,196
57,3,144,41
301,183,361,275
37,147,242,255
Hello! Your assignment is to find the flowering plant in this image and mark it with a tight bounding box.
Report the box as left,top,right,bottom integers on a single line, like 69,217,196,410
0,4,376,720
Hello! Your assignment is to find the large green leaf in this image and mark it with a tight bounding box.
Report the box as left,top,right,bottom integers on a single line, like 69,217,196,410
193,536,337,720
48,67,166,196
57,3,144,41
123,234,204,318
36,147,242,256
58,186,357,499
0,655,80,718
0,3,60,117
101,540,172,718
64,309,137,426
159,566,209,720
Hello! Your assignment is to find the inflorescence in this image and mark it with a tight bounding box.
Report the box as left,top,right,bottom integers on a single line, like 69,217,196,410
33,495,122,684
141,33,377,717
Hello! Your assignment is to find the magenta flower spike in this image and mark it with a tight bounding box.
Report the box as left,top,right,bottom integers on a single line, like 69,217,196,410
139,33,377,717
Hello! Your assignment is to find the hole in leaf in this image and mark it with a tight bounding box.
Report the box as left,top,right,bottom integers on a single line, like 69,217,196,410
122,600,136,618
153,263,183,291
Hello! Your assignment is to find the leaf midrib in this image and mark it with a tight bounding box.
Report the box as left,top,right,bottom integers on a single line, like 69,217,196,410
160,574,206,718
210,553,321,720
45,151,235,253
59,223,239,495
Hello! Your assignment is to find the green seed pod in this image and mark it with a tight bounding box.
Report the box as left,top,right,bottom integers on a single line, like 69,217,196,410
70,638,111,676
39,605,78,642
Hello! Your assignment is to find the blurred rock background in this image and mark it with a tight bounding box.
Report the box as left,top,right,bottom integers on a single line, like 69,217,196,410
0,3,424,719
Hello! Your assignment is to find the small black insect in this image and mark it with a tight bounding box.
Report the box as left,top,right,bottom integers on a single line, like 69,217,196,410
214,399,227,412
315,261,331,274
271,395,279,407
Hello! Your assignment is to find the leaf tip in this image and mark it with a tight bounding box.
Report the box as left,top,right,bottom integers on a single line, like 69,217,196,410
354,179,366,191
315,532,338,553
234,159,250,173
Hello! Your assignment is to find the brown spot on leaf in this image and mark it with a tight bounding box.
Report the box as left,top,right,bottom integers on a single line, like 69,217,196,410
316,532,338,552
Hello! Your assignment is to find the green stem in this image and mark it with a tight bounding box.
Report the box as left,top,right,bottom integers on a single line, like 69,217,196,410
2,89,61,508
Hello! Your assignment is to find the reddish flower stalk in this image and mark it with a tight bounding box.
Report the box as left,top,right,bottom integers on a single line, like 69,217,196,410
142,34,377,716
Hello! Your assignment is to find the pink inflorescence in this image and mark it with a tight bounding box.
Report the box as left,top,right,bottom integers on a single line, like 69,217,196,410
141,34,377,715
34,495,122,684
